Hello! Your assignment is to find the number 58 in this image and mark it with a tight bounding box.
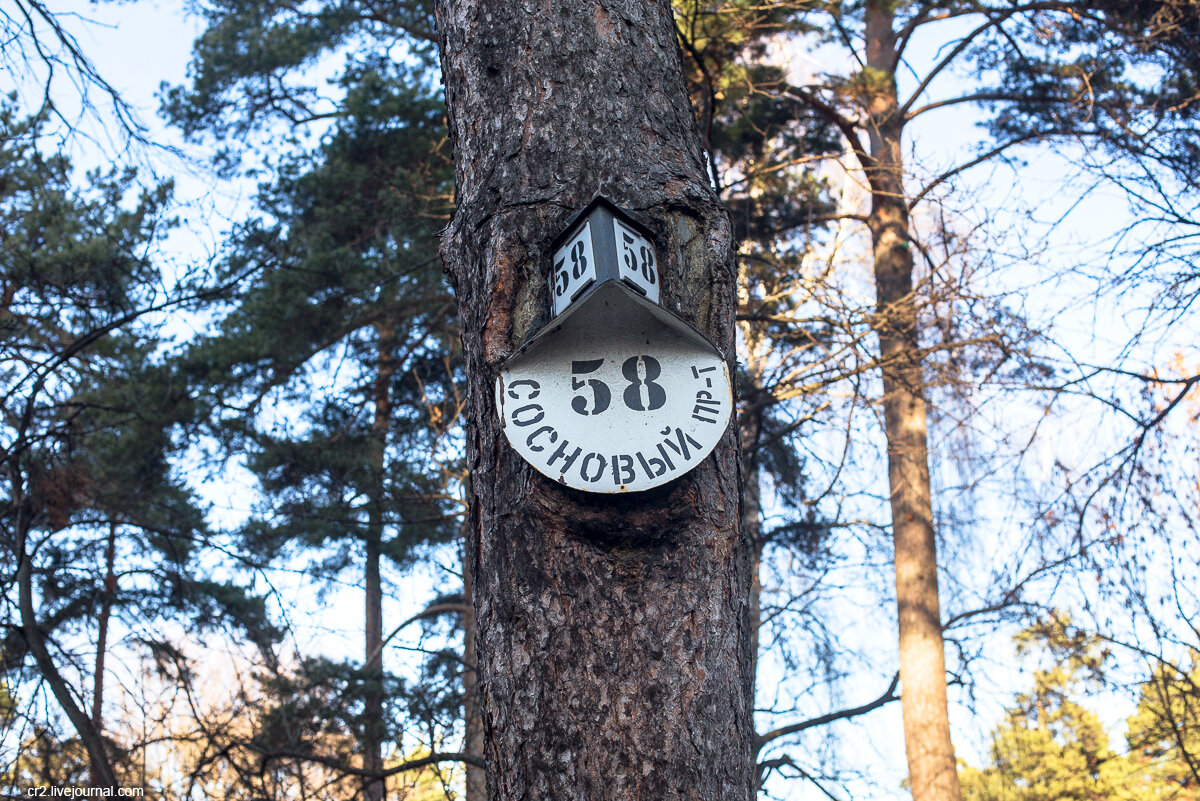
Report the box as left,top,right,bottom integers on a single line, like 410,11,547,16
570,356,666,416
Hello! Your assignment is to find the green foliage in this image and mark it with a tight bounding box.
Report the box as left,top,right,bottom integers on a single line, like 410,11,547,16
953,3,1200,182
675,0,839,523
168,4,463,785
255,657,398,757
180,53,459,574
675,0,838,246
1124,661,1200,800
961,619,1200,801
163,0,437,143
961,619,1125,801
0,95,279,784
0,105,164,345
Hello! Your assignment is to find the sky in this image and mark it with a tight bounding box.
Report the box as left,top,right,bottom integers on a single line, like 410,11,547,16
1,0,240,248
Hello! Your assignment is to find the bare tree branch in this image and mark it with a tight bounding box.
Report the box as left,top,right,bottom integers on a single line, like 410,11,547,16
755,672,900,753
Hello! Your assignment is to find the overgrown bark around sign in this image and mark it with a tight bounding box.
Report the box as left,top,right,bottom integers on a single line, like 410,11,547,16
433,1,754,799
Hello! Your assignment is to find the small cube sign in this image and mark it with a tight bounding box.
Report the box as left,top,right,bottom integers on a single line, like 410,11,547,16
551,221,598,316
550,198,660,317
614,218,658,301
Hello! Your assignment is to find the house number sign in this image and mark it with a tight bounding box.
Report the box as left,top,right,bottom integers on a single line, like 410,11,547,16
496,198,732,493
549,198,660,316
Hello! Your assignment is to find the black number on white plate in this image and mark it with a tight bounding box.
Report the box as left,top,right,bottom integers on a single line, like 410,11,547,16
621,230,656,285
621,231,637,274
621,355,665,411
638,244,655,283
554,258,568,296
570,359,610,415
570,355,666,415
570,239,587,279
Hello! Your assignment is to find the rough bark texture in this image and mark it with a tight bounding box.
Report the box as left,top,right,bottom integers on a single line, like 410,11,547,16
433,1,754,799
864,4,961,801
461,536,485,801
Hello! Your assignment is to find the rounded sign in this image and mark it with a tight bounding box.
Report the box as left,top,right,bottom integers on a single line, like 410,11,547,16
496,284,732,492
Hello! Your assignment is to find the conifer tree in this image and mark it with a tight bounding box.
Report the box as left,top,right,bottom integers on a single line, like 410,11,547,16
674,0,839,668
176,56,462,798
165,2,499,793
1124,661,1200,800
959,620,1125,801
672,6,898,789
0,102,274,789
433,0,755,798
960,621,1200,801
702,5,1200,799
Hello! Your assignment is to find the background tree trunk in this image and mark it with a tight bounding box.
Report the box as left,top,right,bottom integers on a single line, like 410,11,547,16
738,341,767,701
364,322,397,801
433,1,755,799
16,519,117,789
90,522,117,788
461,534,485,801
864,4,961,801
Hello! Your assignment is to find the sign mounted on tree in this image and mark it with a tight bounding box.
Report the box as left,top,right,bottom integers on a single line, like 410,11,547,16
497,198,732,493
549,197,659,316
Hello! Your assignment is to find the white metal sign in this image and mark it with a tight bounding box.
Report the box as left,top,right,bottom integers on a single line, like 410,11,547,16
497,283,731,492
551,221,597,317
614,218,659,304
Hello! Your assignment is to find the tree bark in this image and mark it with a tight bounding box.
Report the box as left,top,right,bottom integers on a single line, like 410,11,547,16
364,322,397,801
461,531,485,801
433,1,754,799
863,4,961,801
90,522,118,787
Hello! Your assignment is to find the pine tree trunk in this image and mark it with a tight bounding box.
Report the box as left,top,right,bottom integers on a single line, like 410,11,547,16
461,532,485,801
737,355,765,702
433,1,755,799
90,522,117,787
364,322,397,801
863,5,960,801
364,530,384,801
16,518,117,788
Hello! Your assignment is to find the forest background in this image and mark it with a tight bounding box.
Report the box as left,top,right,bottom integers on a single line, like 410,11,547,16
1,1,1198,800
